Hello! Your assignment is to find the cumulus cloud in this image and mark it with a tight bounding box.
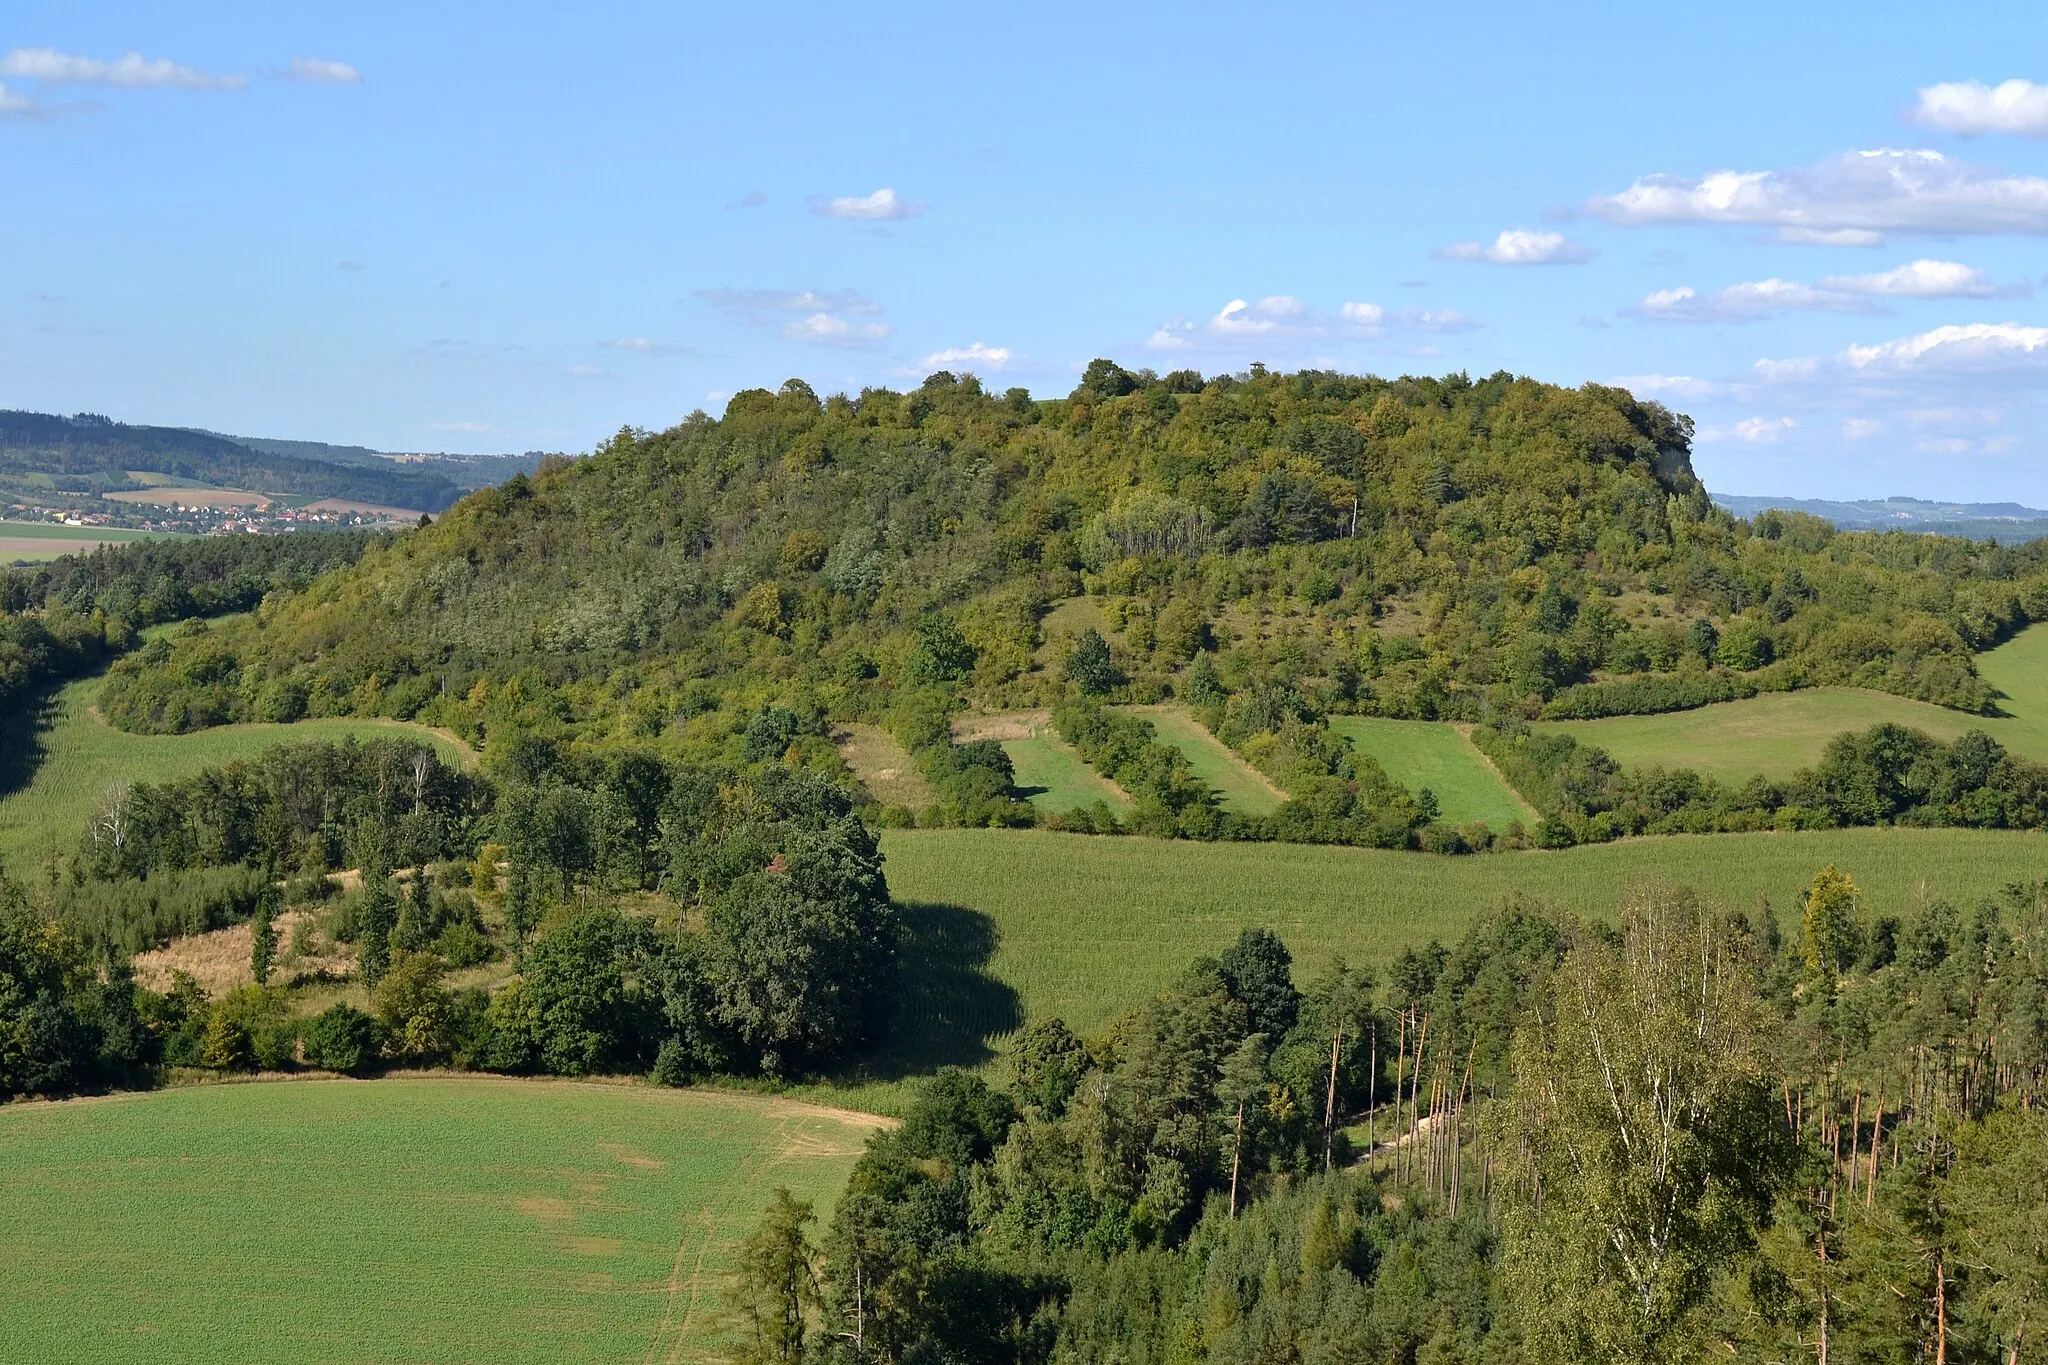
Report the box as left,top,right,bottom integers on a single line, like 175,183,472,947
1777,227,1886,247
1341,301,1385,327
783,314,890,347
1213,296,1305,335
1913,79,2048,137
284,57,361,84
807,187,926,220
0,46,245,90
430,420,493,433
1816,258,2022,298
1436,228,1592,264
0,81,39,116
1843,418,1884,439
920,342,1012,371
1144,296,1469,354
1588,148,2048,237
1753,323,2048,391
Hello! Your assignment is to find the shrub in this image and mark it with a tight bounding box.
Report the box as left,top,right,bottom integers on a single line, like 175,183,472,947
303,1003,380,1074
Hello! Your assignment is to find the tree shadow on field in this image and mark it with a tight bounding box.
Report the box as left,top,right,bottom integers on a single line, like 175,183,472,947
841,901,1023,1084
0,683,56,802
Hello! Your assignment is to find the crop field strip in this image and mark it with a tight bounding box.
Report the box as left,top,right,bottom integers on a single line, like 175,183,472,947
1,519,189,562
1533,625,2048,784
0,1077,882,1364
1003,734,1131,813
1328,716,1535,829
1117,705,1285,815
0,676,473,873
873,825,2048,1048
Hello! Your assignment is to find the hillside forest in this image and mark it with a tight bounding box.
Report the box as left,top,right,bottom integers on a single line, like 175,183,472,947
35,361,2048,851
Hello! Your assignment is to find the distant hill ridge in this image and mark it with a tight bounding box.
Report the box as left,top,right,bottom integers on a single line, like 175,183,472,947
1714,493,2048,544
2,411,548,511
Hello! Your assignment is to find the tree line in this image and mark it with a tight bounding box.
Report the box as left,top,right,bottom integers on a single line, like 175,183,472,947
726,871,2048,1364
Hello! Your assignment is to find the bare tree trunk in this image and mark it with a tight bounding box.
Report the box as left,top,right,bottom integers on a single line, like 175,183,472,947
1366,1030,1378,1171
1866,1092,1883,1211
1324,1024,1342,1174
1408,1013,1431,1185
1229,1099,1245,1218
1818,1231,1830,1365
1846,1089,1863,1196
1937,1254,1948,1365
1393,1010,1409,1181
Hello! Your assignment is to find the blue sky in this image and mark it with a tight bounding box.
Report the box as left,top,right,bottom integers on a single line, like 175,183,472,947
7,1,2048,503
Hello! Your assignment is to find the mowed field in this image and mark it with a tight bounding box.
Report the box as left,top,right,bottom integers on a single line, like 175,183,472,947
1329,716,1535,829
0,1078,882,1364
876,825,2048,1042
1,520,187,563
0,675,472,873
1534,624,2048,783
1005,734,1129,813
1125,706,1285,815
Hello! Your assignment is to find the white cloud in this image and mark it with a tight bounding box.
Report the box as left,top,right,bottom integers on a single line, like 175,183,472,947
0,46,245,90
1842,321,2048,372
1842,418,1884,440
697,288,881,318
919,342,1011,371
1633,278,1879,323
1589,148,2048,236
564,364,607,378
603,336,687,356
783,313,890,347
1777,227,1886,247
1698,416,1796,444
1144,295,1445,355
430,421,493,433
808,187,925,220
1816,258,2020,298
1436,228,1592,264
1213,296,1304,336
1609,373,1743,402
1400,307,1479,333
284,57,361,84
1913,79,2048,137
0,81,38,115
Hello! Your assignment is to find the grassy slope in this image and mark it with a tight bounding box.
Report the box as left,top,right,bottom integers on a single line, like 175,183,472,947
1123,706,1284,815
875,826,2048,1042
1003,734,1130,814
0,1077,880,1364
1329,717,1535,829
0,676,473,873
1529,625,2048,785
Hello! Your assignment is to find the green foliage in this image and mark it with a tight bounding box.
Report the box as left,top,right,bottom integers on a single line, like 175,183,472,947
730,1187,821,1365
1063,627,1116,695
301,1003,379,1074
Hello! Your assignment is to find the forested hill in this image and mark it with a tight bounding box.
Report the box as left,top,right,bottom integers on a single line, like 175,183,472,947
87,363,2048,764
0,410,461,510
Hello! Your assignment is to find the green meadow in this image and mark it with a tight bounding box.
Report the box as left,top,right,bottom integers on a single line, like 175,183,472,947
1533,624,2048,785
0,675,471,874
1003,734,1130,814
0,1077,880,1364
1123,706,1284,815
874,824,2048,1043
1329,716,1535,829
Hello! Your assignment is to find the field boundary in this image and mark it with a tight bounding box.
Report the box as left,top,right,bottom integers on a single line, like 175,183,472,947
1451,723,1541,824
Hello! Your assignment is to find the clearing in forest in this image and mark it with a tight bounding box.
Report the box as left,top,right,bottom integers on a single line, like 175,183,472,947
832,722,934,809
1119,705,1285,815
0,676,473,873
1329,717,1535,830
953,711,1128,814
0,1077,883,1365
1530,623,2048,786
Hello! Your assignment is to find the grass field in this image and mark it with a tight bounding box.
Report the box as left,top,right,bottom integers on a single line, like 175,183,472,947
1,520,188,562
1532,625,2048,784
0,676,473,874
1004,734,1130,814
1329,717,1535,829
1122,706,1284,815
0,1077,881,1364
832,722,934,809
874,825,2048,1044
